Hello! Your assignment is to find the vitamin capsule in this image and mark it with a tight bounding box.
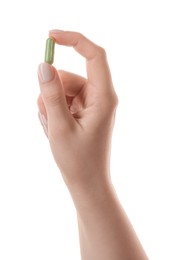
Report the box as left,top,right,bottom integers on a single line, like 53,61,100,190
45,37,55,64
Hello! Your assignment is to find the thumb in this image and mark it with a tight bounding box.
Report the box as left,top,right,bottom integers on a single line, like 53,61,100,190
38,63,74,133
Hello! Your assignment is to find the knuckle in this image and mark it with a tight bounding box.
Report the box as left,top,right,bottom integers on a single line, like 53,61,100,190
74,32,84,45
97,46,107,57
45,93,62,107
76,32,83,39
98,94,118,122
74,32,82,38
105,93,119,111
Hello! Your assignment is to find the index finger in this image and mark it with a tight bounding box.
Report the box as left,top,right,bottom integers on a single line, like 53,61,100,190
49,30,113,91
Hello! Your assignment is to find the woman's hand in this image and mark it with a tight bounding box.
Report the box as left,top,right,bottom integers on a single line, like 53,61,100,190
37,31,118,187
37,31,148,260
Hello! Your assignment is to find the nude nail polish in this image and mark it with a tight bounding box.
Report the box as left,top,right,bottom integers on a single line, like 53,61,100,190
38,112,48,137
38,63,54,83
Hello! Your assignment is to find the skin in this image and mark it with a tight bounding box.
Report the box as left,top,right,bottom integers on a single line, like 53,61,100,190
37,30,148,260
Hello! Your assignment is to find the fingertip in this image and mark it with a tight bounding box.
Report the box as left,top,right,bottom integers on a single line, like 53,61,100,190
49,29,65,36
49,29,65,32
38,63,56,83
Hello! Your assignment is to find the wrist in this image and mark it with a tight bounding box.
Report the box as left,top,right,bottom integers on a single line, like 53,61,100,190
60,163,110,192
63,172,113,211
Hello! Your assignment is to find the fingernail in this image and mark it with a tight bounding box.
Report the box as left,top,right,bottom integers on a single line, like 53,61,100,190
41,114,47,127
49,29,64,33
38,63,54,83
38,112,48,137
42,121,48,137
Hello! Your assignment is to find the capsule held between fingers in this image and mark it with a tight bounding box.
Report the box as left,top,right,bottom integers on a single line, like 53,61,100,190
45,37,55,64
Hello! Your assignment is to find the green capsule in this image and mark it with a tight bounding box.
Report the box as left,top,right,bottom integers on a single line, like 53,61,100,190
45,37,55,64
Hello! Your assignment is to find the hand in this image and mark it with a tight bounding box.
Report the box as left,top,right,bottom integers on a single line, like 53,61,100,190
37,31,148,260
37,31,118,187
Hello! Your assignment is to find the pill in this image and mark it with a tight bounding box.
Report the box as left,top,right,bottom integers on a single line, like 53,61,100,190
45,37,55,64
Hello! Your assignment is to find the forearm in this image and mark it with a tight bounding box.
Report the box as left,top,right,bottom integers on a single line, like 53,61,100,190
67,175,148,260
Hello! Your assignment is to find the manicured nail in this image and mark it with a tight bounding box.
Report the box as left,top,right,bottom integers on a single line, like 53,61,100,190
42,122,48,137
38,63,54,83
38,112,47,127
41,114,47,127
49,29,64,33
38,112,48,137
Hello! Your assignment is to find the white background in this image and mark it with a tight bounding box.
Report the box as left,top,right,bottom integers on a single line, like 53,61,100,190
0,0,185,259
